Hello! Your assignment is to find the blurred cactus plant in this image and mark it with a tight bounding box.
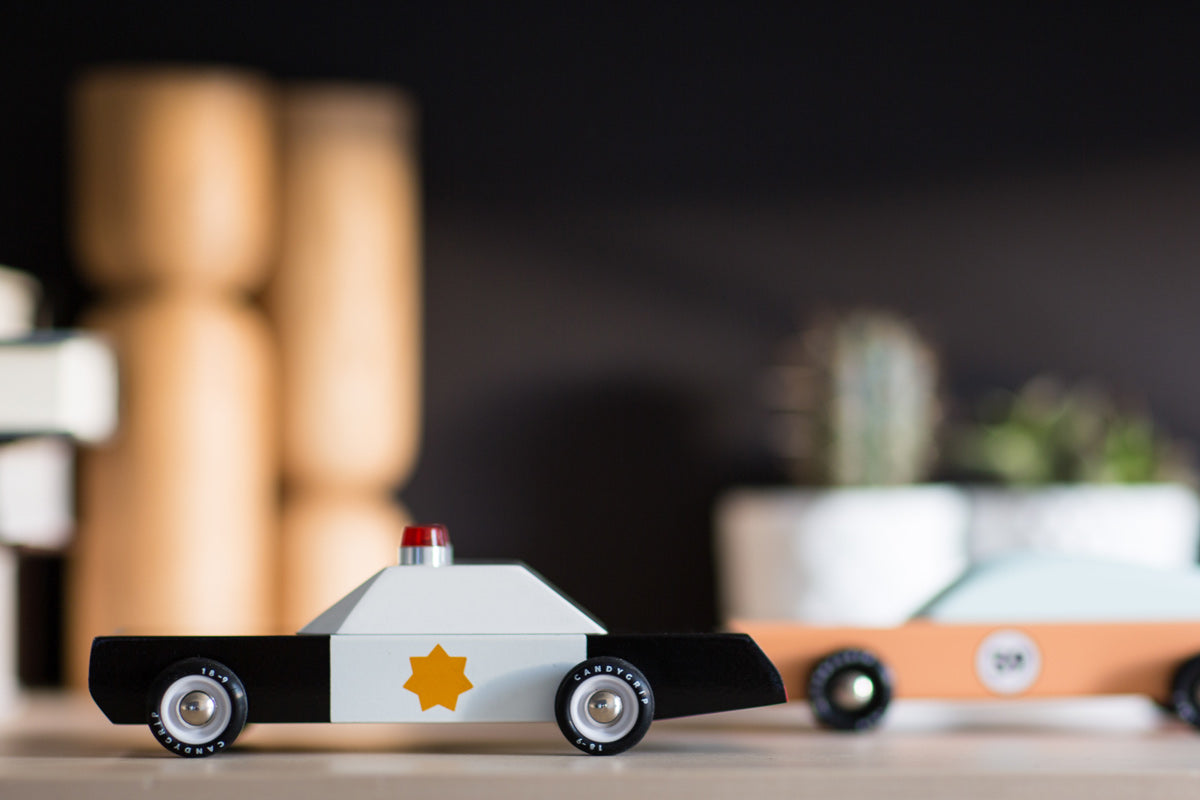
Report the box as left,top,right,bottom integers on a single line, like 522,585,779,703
768,309,941,485
950,376,1197,485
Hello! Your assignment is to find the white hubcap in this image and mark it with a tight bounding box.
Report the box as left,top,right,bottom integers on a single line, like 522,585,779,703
159,675,231,745
571,675,638,743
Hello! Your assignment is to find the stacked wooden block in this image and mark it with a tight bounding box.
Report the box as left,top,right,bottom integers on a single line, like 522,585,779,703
68,68,421,682
272,87,421,631
69,70,280,684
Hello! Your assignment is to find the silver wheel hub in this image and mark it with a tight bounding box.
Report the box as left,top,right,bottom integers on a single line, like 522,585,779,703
586,690,623,724
570,674,639,743
158,674,232,745
830,669,875,711
179,691,216,727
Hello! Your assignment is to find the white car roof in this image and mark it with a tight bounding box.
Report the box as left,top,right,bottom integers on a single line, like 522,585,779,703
918,555,1200,623
299,562,607,635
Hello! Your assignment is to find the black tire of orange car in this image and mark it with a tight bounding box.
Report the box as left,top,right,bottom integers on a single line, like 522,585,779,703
146,657,249,757
555,657,655,755
807,648,892,731
1170,654,1200,730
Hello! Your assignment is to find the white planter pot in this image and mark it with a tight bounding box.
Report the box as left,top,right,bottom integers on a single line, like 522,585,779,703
715,486,970,626
967,484,1200,568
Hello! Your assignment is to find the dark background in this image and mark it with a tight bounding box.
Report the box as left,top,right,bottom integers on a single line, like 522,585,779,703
4,4,1200,678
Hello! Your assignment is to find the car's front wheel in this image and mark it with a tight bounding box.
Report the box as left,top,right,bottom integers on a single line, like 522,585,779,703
147,657,248,757
555,657,654,755
808,648,892,731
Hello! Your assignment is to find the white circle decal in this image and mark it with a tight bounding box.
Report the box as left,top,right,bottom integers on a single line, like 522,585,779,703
974,629,1041,695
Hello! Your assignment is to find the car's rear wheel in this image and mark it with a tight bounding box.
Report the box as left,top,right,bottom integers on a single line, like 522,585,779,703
147,658,248,757
555,657,654,755
1170,654,1200,729
808,648,892,731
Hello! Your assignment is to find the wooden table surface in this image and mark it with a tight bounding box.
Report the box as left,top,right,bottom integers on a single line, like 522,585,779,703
3,692,1200,799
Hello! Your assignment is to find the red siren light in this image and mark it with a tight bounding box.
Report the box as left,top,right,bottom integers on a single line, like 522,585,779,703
399,524,453,566
401,524,450,548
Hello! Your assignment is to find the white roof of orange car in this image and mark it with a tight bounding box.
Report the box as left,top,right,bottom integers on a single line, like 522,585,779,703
918,555,1200,623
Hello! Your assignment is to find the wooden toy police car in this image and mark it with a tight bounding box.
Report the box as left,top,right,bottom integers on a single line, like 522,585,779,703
734,556,1200,731
90,525,785,757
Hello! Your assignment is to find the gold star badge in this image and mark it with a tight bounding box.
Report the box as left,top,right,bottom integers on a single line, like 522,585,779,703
404,644,474,711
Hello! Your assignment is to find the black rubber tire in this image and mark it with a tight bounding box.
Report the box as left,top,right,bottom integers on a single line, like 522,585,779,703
808,648,892,732
555,657,654,755
1170,654,1200,730
147,658,248,757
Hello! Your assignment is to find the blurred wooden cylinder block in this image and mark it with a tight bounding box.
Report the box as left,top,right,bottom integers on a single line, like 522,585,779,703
68,296,277,684
279,492,409,632
68,66,282,686
66,70,425,685
73,68,277,293
269,86,422,491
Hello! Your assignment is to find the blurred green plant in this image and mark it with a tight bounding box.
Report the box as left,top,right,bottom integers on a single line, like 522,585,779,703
950,376,1197,485
768,309,942,486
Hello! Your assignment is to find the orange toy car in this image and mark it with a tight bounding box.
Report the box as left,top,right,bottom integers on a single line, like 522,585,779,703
732,556,1200,731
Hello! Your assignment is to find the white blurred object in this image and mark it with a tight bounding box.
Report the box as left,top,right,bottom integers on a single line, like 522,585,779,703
0,267,38,340
0,333,118,444
967,485,1199,568
0,267,111,717
715,486,970,625
0,437,73,549
0,547,13,719
0,266,37,720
